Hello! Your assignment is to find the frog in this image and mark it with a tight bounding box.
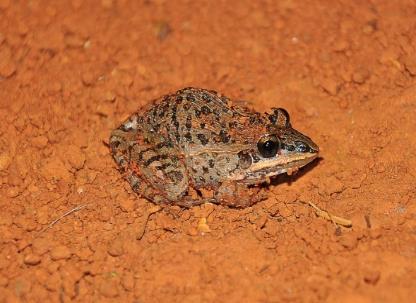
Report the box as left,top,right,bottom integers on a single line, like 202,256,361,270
109,87,319,208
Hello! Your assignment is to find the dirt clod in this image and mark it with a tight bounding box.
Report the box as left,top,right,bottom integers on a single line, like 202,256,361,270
99,279,119,298
338,233,358,250
49,245,72,261
107,238,125,257
23,254,41,266
319,77,341,96
121,272,135,292
363,269,381,285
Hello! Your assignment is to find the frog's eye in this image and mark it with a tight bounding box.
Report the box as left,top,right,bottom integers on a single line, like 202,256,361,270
257,135,280,158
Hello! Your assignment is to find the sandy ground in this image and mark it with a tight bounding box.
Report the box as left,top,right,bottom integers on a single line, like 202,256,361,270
1,0,416,302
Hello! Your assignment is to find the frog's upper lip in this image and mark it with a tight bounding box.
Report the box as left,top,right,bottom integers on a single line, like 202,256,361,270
250,151,318,172
229,151,318,181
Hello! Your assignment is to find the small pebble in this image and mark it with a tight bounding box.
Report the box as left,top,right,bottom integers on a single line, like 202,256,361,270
32,238,50,255
45,272,61,291
118,196,136,212
0,152,12,171
31,135,49,148
121,272,135,291
81,71,95,86
96,103,113,117
332,39,349,52
50,245,72,260
6,186,20,198
0,274,8,287
0,58,16,78
64,33,85,48
403,56,416,76
155,21,172,41
338,233,358,250
64,145,86,170
319,77,340,96
107,239,124,257
99,279,119,298
363,269,380,285
318,175,345,196
17,239,31,251
197,218,211,233
24,254,41,266
369,228,382,239
362,22,376,34
352,69,370,84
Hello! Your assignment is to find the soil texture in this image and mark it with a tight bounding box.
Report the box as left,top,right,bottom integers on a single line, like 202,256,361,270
0,1,416,302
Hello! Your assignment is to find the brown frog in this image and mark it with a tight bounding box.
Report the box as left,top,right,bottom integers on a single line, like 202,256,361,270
110,87,319,208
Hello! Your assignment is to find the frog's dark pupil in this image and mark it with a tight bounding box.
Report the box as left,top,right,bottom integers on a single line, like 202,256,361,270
258,136,279,158
264,141,277,155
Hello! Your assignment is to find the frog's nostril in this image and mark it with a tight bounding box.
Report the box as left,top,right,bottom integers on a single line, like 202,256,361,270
238,151,252,169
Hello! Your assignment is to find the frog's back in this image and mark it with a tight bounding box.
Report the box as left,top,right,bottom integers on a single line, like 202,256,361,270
142,87,239,150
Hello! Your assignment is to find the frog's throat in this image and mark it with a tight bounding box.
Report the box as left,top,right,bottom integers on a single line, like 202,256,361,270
230,152,318,181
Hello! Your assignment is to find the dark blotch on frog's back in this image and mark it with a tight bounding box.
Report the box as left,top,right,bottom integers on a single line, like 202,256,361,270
219,129,230,143
201,92,213,102
184,132,193,142
185,115,192,130
175,95,183,104
186,94,196,103
167,170,184,182
196,133,209,145
201,105,212,114
155,141,174,149
228,121,238,129
194,109,202,118
144,154,169,167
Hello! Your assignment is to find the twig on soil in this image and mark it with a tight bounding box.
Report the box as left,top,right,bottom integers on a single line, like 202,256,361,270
301,201,352,228
136,205,162,240
37,204,89,235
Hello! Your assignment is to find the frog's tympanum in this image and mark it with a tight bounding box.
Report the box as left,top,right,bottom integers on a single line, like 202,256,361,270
110,87,319,208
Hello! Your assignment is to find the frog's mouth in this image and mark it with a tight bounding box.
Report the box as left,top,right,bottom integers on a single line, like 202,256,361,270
230,151,318,182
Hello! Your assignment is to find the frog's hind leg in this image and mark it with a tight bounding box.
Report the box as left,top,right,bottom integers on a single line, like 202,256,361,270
110,114,190,205
129,142,190,204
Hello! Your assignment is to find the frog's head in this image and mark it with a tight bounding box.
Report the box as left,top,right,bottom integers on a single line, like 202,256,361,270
232,108,319,182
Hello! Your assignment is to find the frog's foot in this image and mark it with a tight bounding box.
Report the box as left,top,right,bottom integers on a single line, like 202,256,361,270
174,197,218,208
215,181,266,208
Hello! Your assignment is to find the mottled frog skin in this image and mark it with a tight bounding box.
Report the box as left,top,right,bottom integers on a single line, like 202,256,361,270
110,87,319,208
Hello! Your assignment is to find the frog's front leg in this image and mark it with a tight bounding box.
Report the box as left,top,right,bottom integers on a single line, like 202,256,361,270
214,181,267,208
